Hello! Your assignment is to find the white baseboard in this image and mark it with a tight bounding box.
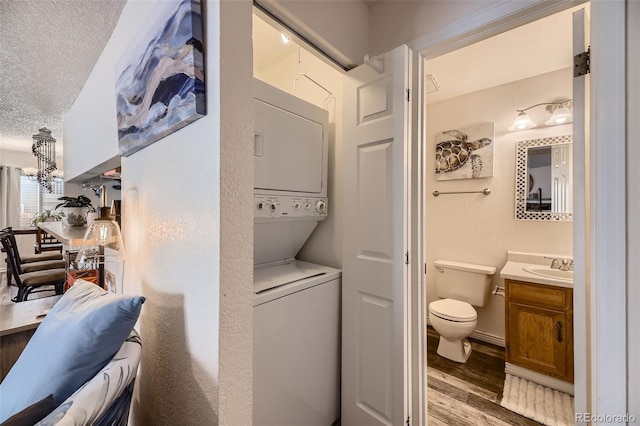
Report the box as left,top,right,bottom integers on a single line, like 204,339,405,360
505,362,574,396
470,329,505,347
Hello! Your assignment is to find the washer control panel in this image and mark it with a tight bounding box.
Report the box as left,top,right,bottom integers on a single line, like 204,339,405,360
254,195,328,220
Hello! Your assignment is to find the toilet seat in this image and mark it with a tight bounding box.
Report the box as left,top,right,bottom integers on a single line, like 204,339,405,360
429,299,477,322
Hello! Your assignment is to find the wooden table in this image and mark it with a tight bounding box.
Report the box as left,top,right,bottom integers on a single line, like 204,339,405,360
12,227,38,236
0,296,61,381
38,222,87,251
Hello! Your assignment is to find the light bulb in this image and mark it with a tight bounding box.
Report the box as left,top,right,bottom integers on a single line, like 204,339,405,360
280,33,290,44
545,105,573,126
509,111,536,131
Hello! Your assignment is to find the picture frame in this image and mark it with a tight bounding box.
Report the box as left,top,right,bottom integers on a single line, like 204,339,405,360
115,0,205,157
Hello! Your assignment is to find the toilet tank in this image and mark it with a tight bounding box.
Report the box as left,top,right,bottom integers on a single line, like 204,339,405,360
434,260,496,307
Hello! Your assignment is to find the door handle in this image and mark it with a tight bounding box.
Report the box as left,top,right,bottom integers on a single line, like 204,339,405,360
556,321,563,343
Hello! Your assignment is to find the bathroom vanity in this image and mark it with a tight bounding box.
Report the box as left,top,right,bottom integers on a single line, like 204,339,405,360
504,279,573,383
500,251,574,394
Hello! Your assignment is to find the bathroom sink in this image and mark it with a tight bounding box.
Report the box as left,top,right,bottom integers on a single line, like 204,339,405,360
522,266,573,282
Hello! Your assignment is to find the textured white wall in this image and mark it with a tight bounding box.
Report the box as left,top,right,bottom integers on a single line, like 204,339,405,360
425,68,574,339
64,0,254,424
218,1,254,425
256,47,344,269
118,1,221,423
368,0,504,55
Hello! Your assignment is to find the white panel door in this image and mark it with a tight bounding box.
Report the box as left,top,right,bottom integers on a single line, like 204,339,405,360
342,45,411,426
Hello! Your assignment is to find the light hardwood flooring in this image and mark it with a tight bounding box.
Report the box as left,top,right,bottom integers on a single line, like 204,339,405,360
0,272,13,304
427,327,543,425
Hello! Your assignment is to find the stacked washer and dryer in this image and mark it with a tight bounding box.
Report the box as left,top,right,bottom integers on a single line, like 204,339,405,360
252,78,341,426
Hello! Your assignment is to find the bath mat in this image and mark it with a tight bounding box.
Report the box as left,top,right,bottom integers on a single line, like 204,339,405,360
501,373,574,426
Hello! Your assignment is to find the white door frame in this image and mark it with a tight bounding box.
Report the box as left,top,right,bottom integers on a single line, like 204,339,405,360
627,0,640,418
408,0,628,421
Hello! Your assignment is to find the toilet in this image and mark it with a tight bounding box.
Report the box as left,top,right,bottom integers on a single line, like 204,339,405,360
429,260,496,363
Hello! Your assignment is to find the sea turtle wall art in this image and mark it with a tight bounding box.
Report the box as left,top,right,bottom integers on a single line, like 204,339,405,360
115,0,206,157
435,122,495,180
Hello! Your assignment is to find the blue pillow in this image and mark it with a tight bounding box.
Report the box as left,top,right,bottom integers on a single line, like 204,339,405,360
0,281,145,422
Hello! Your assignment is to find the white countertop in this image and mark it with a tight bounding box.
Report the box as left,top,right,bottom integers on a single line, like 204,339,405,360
500,261,573,288
38,222,87,250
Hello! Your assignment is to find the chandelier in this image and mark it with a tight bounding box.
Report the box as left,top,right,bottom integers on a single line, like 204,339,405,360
31,127,58,193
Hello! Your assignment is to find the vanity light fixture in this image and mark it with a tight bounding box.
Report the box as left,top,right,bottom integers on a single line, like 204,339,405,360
509,111,536,131
508,100,573,131
545,102,573,125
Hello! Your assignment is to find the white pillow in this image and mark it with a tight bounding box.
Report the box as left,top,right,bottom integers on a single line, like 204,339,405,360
36,332,141,426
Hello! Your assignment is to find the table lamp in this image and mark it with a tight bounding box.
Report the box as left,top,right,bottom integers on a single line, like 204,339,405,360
76,188,124,292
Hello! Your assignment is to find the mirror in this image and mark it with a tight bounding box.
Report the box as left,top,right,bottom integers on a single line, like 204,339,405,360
515,135,572,221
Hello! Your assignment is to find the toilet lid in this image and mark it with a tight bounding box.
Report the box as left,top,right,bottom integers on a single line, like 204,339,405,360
429,299,477,322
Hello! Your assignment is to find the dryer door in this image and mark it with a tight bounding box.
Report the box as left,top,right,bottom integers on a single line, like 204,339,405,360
254,99,324,193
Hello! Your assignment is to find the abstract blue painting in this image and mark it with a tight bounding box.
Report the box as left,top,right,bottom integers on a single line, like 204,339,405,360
115,0,205,157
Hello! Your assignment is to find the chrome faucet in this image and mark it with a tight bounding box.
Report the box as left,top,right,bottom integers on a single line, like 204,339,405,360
559,259,574,271
547,257,561,269
544,256,573,270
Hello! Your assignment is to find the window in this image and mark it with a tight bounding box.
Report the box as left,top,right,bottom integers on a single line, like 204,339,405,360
19,176,64,226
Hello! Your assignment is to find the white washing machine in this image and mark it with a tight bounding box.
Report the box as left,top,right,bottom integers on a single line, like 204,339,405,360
252,78,341,425
253,260,341,426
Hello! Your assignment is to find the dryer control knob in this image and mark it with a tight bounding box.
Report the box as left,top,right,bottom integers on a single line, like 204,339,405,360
269,203,277,211
256,201,264,210
293,202,301,210
304,202,311,210
316,200,326,213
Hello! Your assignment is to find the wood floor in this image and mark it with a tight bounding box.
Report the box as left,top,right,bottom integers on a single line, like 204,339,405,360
427,327,542,426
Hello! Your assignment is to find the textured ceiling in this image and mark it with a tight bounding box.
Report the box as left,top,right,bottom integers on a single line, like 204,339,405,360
0,0,126,154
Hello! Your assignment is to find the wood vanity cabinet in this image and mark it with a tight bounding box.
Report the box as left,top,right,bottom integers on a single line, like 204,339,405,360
505,279,573,383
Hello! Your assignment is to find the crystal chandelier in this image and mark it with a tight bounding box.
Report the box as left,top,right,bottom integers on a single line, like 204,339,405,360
31,127,58,192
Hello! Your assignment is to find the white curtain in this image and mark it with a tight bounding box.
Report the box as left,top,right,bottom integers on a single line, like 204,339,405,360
0,166,21,228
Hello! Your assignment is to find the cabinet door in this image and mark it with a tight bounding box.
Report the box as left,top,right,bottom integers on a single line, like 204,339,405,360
506,301,573,382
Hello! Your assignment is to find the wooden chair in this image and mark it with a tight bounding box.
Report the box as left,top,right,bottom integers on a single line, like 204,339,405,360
1,227,63,286
34,228,63,254
0,230,65,302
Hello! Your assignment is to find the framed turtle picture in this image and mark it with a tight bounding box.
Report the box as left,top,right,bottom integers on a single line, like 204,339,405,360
435,122,495,180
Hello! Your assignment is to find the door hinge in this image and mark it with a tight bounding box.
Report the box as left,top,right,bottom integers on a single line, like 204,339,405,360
406,89,410,101
574,46,590,77
405,252,410,264
406,416,410,426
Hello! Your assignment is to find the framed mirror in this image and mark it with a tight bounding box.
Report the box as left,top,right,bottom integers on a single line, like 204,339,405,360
515,135,572,221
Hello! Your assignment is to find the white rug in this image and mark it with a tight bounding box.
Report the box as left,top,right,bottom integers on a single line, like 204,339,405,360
501,374,574,426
